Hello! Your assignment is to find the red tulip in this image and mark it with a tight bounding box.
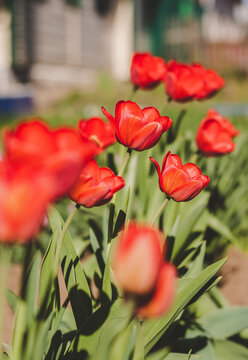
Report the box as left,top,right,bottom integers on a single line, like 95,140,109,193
196,109,240,156
4,120,96,198
130,52,167,90
150,151,210,202
101,101,172,151
78,117,116,153
69,160,125,207
165,60,204,102
0,161,53,243
165,60,224,102
112,222,176,318
192,64,225,100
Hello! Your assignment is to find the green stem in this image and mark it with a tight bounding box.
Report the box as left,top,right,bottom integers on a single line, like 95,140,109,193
53,204,79,279
108,149,132,242
0,246,11,355
190,151,199,164
128,86,138,101
118,149,132,178
151,197,170,226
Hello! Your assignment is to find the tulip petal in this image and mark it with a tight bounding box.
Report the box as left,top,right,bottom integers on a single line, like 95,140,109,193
101,106,116,128
161,166,190,197
129,122,163,151
75,184,111,208
183,163,202,178
142,107,161,122
170,179,203,202
162,151,183,171
150,157,163,191
137,262,176,318
112,224,163,295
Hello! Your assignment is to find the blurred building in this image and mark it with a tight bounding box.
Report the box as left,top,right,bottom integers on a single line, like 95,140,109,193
1,0,248,110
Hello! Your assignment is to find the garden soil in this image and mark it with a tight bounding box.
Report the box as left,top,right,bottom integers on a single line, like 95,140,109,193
3,247,248,346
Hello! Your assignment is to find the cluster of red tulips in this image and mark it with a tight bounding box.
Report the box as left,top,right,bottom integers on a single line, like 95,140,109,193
0,52,240,320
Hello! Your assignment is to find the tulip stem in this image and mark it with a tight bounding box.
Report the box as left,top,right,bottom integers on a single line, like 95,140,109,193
152,197,170,226
190,151,199,164
118,149,132,178
53,204,80,281
108,149,132,242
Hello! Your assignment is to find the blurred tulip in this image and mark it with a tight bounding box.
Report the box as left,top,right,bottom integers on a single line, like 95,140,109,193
192,64,225,100
112,222,176,318
150,151,210,202
165,60,224,102
69,160,125,207
130,52,167,90
78,117,116,153
0,161,53,243
102,101,172,151
4,119,96,198
196,109,239,156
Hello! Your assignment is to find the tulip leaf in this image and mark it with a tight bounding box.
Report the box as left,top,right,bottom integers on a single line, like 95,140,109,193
143,258,226,354
48,205,92,328
207,213,238,244
171,193,209,262
5,289,20,315
39,227,58,309
196,341,215,360
197,307,248,340
146,348,170,360
213,340,248,360
165,354,201,360
185,242,206,277
71,299,129,357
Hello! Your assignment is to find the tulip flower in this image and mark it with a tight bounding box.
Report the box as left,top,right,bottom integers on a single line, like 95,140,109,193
4,120,96,198
69,160,125,207
192,64,225,100
130,52,167,90
78,117,116,153
112,222,176,318
0,160,53,243
150,151,210,202
165,60,224,102
101,101,172,151
196,109,239,156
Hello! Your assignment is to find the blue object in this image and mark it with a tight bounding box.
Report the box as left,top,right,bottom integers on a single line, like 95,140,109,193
0,95,33,116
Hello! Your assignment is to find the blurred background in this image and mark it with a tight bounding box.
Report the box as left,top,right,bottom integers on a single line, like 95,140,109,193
1,0,248,114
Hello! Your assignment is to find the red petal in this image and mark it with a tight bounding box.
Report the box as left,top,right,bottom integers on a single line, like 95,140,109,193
142,107,161,122
101,106,116,128
161,166,190,197
170,179,203,202
183,163,202,178
150,157,163,192
137,262,176,318
162,152,183,171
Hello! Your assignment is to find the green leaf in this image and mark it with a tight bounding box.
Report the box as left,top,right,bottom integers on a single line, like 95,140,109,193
185,242,206,277
198,307,248,340
48,206,92,328
143,258,226,354
214,340,248,360
207,214,238,244
165,353,202,359
72,299,129,357
172,194,209,261
146,348,170,360
196,341,215,360
5,289,20,314
39,228,58,307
